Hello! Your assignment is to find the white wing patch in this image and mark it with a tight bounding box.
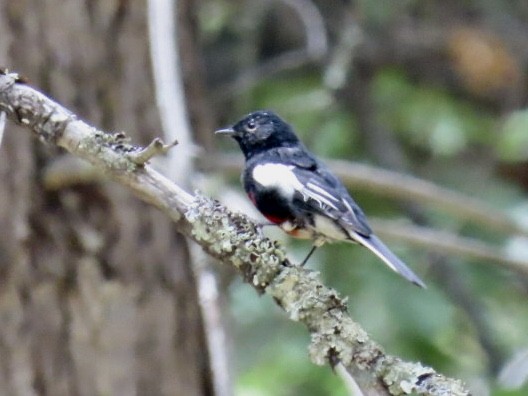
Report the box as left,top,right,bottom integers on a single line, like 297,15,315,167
252,163,341,210
252,163,303,197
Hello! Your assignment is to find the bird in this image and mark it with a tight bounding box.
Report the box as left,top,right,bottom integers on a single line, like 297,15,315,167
216,110,426,288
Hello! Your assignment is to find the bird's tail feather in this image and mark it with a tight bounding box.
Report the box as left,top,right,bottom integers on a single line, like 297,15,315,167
352,233,426,288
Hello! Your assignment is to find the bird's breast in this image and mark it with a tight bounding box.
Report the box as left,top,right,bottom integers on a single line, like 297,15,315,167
245,182,295,226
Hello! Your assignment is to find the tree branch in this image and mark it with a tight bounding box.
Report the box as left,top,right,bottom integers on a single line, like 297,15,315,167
147,0,194,184
148,1,233,394
211,0,327,102
0,110,6,149
208,153,528,238
370,219,528,277
0,71,469,396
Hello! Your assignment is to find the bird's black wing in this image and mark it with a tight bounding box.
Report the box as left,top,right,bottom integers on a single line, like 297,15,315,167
274,147,425,288
276,146,372,236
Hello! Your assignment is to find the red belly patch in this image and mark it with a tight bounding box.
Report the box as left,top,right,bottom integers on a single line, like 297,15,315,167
263,213,287,225
247,191,288,225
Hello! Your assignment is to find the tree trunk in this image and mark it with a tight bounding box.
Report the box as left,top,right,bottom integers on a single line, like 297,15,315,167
0,2,212,395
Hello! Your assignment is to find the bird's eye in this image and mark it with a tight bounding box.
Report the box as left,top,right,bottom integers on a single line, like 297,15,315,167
246,121,257,131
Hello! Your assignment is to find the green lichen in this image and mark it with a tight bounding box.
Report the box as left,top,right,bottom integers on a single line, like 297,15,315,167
185,194,288,291
76,128,139,172
266,265,375,368
380,360,469,395
382,360,434,395
268,268,337,321
308,313,377,368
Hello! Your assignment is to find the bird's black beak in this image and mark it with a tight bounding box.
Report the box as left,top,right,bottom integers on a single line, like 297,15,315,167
215,126,235,135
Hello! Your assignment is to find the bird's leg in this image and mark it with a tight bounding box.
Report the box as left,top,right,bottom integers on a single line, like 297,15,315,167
300,245,318,266
255,222,279,238
258,222,279,227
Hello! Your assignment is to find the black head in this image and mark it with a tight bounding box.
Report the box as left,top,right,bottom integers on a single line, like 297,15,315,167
215,110,299,158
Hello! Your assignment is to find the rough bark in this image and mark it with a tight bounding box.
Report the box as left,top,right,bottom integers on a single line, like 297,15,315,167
0,2,211,395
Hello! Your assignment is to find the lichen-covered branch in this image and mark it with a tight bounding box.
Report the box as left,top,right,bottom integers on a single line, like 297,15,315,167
370,219,528,277
0,71,470,396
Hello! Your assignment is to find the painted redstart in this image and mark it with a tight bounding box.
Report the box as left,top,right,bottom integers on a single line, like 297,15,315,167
216,110,425,288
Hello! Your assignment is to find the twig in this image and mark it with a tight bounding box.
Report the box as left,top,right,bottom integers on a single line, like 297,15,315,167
499,348,528,389
212,0,328,102
147,0,194,184
0,71,470,396
194,255,233,396
148,1,232,394
335,363,365,396
278,0,327,58
212,49,316,102
328,159,526,236
370,219,528,277
127,137,178,165
43,156,102,190
0,111,6,148
428,256,505,375
323,11,362,90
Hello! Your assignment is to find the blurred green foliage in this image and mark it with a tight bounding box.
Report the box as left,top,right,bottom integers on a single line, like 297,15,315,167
203,1,528,394
499,110,528,162
372,69,496,155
